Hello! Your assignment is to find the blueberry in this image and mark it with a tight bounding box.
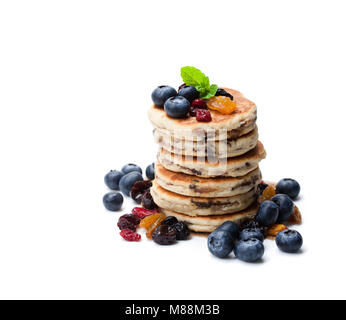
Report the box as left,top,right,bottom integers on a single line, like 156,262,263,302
103,192,123,211
239,228,264,242
162,216,178,226
207,230,234,258
119,172,143,196
276,178,300,199
216,221,239,239
215,88,234,100
145,163,155,180
178,86,199,102
256,201,279,227
276,229,303,253
121,163,142,175
151,86,177,108
164,96,190,118
271,194,294,223
234,238,264,262
104,170,124,190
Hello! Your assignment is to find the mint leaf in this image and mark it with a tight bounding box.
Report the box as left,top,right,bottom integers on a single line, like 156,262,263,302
180,66,218,99
181,66,206,88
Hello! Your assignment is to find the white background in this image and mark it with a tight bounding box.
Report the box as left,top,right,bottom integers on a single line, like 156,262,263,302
0,0,345,300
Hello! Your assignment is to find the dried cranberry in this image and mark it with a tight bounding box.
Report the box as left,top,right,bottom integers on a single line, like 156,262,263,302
132,207,159,219
196,109,212,122
117,214,141,231
130,180,152,203
152,225,176,245
141,190,158,210
191,99,207,109
120,229,141,242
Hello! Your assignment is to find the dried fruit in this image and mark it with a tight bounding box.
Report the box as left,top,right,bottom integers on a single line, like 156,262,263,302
141,190,158,210
117,214,140,231
196,109,212,122
162,216,178,226
139,213,165,229
191,99,207,109
173,222,190,240
257,181,269,195
146,215,166,239
152,225,176,245
130,180,152,203
132,207,159,220
287,205,302,225
207,96,237,115
215,88,234,100
267,224,288,237
120,229,141,242
258,185,276,203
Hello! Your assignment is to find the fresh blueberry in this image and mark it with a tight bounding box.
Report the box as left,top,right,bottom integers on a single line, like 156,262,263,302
121,163,142,175
276,178,300,199
276,229,303,253
151,86,177,108
216,221,239,239
119,171,143,196
234,238,264,262
208,230,234,258
239,228,264,242
164,96,190,118
104,170,124,190
271,194,294,223
256,201,279,227
103,192,123,211
145,163,155,180
178,85,199,102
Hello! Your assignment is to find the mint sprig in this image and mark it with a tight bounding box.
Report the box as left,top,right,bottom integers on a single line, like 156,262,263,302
180,66,218,99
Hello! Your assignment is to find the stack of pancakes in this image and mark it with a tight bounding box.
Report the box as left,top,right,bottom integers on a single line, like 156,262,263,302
148,88,266,232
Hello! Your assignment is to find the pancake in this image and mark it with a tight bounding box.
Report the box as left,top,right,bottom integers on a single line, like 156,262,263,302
151,180,257,216
161,203,258,233
148,88,257,141
157,141,266,178
155,162,261,198
154,126,258,158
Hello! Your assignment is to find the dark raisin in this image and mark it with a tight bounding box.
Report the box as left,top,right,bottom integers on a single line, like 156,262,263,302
152,225,176,245
141,190,158,210
215,88,234,100
239,219,265,234
117,214,141,231
173,222,190,240
130,180,152,203
178,83,187,90
257,182,269,195
162,216,178,226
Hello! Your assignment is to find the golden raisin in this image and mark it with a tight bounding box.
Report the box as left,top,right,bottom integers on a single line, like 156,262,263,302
267,224,287,237
287,205,302,225
139,213,165,229
258,185,276,203
146,215,165,239
207,96,237,115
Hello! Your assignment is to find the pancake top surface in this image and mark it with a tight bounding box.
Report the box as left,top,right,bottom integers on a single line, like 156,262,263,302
148,88,257,132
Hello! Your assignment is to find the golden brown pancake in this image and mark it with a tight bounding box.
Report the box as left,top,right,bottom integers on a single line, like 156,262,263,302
155,162,261,198
151,180,257,216
148,88,257,141
157,141,266,177
161,202,258,233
